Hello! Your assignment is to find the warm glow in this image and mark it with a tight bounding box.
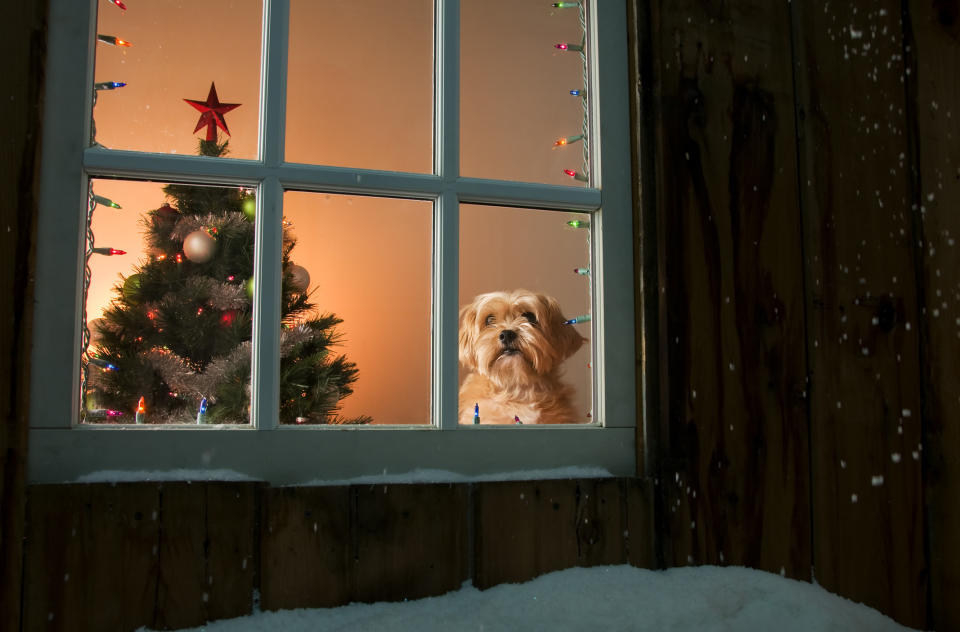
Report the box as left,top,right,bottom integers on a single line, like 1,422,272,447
88,0,592,424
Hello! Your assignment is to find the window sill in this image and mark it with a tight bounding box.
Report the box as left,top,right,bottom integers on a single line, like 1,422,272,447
28,425,635,485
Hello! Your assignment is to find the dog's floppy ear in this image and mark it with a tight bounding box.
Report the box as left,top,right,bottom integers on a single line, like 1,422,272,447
541,294,586,360
458,301,479,369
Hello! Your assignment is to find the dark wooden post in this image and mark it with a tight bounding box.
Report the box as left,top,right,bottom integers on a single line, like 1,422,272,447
0,2,47,630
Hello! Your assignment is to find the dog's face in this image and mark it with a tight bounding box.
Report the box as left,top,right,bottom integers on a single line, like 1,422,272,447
458,290,586,387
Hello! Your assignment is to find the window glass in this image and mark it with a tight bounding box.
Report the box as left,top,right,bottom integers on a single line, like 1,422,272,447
286,0,434,172
92,0,262,158
459,204,593,424
282,192,432,425
461,0,591,186
83,179,255,425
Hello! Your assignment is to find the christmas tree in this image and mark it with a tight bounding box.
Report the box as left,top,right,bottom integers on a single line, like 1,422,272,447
85,83,368,425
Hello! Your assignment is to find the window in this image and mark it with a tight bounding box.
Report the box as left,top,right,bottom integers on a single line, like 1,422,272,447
29,0,635,484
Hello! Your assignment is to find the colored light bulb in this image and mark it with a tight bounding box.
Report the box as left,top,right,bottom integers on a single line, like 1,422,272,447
93,194,121,208
570,89,584,97
567,219,590,228
473,403,480,425
94,81,127,91
564,314,592,325
552,1,579,7
515,416,523,424
109,0,127,10
89,357,117,371
135,396,145,424
92,247,126,256
553,134,584,147
196,397,208,424
574,267,590,275
555,43,583,52
563,169,589,182
97,34,132,47
175,253,183,264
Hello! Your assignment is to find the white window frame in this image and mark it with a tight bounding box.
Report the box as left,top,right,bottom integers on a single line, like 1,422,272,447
29,0,636,484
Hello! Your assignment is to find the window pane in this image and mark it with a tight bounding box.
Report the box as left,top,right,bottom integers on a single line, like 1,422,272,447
459,205,593,424
282,193,432,425
83,179,255,425
92,0,262,159
461,0,591,186
286,0,434,172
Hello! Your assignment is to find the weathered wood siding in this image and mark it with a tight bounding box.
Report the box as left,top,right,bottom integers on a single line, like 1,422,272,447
0,1,45,631
643,0,959,629
21,479,653,631
645,0,811,579
909,3,960,630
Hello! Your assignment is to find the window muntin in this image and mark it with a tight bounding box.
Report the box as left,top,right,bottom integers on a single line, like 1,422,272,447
30,0,636,483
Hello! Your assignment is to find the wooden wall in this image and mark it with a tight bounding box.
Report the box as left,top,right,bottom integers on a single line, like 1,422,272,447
641,0,960,629
20,479,654,632
0,1,45,631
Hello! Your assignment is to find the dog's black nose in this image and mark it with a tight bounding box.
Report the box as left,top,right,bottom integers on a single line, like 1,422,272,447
499,329,517,344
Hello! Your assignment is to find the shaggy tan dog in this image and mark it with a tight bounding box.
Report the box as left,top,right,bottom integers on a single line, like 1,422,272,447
458,290,586,424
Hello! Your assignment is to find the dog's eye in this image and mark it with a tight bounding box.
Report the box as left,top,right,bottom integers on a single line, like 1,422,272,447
522,312,538,325
484,315,495,327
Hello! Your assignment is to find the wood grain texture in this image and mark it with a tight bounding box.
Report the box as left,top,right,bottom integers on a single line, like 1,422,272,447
152,482,258,630
791,1,929,627
153,483,207,630
907,1,960,629
0,2,45,630
259,486,352,610
473,479,633,589
203,482,259,623
22,484,162,632
354,483,468,602
625,477,656,569
648,0,810,577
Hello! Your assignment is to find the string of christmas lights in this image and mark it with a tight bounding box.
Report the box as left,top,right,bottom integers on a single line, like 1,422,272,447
552,1,590,184
79,185,97,417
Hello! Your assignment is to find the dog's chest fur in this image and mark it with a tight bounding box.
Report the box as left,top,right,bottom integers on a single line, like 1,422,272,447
457,373,579,424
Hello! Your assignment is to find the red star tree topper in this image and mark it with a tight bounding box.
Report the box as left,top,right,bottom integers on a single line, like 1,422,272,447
184,82,241,142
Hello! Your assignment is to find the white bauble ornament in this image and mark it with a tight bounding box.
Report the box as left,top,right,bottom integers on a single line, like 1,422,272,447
288,264,310,292
183,230,217,263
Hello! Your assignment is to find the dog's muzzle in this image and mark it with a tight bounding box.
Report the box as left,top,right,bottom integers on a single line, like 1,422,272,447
499,329,520,355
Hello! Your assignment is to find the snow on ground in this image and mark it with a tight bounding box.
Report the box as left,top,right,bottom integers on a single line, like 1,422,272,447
145,565,914,632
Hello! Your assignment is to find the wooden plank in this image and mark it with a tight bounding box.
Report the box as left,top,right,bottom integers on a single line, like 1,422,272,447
473,479,630,589
354,483,468,602
23,484,161,632
473,479,580,588
575,479,628,568
0,1,46,630
259,486,352,610
151,482,258,629
907,2,960,629
649,0,811,577
625,478,655,569
204,482,259,623
791,2,929,628
152,483,207,630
